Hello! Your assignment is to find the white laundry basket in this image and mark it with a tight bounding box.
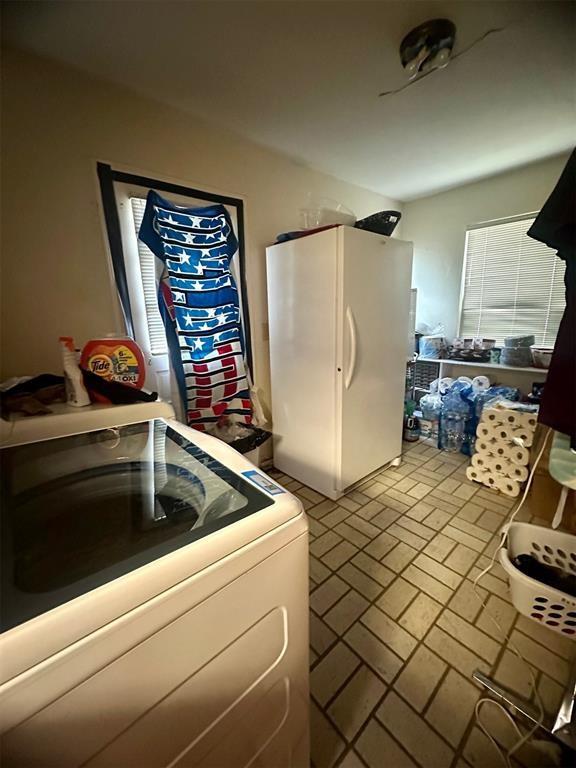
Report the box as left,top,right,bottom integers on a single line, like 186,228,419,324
500,522,576,639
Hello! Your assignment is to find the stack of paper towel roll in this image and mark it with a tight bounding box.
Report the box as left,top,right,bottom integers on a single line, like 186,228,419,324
466,407,538,497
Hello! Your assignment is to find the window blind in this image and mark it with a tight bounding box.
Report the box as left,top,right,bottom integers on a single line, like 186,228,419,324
129,197,168,355
460,216,566,346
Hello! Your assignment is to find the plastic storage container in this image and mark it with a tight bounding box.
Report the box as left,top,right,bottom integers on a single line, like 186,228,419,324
500,347,533,367
530,345,554,369
81,338,146,404
419,336,446,359
500,522,576,638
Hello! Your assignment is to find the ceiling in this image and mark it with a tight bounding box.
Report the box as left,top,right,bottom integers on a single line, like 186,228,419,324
3,1,575,201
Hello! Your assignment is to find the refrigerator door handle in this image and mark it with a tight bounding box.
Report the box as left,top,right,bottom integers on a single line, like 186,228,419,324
345,306,358,389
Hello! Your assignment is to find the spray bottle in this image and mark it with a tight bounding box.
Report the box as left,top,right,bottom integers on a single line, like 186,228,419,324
59,336,91,407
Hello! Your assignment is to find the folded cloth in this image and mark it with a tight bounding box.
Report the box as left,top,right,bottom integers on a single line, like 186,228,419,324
0,374,65,418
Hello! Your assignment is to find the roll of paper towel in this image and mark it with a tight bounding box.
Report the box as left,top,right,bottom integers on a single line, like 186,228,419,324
490,440,510,458
472,375,490,392
507,443,530,465
483,408,504,426
508,464,529,482
511,427,533,448
485,456,510,475
476,438,497,454
466,466,487,483
500,410,521,428
491,425,513,442
497,477,520,497
471,453,490,470
487,440,529,465
476,422,496,440
498,409,538,430
469,400,538,491
516,412,538,431
484,473,499,489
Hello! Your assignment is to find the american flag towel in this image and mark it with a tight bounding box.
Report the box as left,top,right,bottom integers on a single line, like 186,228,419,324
139,191,252,431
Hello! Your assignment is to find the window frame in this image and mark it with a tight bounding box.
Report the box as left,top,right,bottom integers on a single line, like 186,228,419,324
97,162,253,376
457,211,564,345
114,184,169,358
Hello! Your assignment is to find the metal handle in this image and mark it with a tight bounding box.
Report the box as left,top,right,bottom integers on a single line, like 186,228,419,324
345,306,357,389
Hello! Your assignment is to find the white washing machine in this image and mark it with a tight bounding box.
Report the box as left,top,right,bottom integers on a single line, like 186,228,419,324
0,402,309,768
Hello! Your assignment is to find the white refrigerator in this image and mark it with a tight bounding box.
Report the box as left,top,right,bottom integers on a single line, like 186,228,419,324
266,225,413,500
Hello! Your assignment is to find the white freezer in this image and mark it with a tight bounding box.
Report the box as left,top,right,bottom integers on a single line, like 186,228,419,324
267,226,413,499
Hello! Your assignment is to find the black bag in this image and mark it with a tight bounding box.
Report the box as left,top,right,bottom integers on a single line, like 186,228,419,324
354,210,402,236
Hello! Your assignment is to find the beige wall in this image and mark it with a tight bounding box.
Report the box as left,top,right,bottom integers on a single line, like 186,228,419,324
402,154,569,339
0,48,400,411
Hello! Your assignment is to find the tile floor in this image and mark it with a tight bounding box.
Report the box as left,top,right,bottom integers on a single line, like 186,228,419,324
269,440,575,768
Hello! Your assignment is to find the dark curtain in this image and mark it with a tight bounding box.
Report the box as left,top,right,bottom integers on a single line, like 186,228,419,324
527,149,576,444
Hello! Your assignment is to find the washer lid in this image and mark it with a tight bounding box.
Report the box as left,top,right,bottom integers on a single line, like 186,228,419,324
0,400,175,448
1,418,277,634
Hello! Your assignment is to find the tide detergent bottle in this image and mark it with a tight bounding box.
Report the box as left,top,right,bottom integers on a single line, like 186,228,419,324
81,337,146,402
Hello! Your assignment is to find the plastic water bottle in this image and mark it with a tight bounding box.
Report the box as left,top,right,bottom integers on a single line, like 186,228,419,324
439,385,469,453
440,411,466,452
419,393,442,439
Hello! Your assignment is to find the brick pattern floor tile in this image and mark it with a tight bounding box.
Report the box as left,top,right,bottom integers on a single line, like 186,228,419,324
327,665,386,741
274,438,575,768
352,551,395,586
344,621,403,683
426,668,481,747
394,645,447,712
361,605,418,660
338,750,365,768
311,642,360,706
322,541,359,570
406,499,434,521
424,626,491,679
354,498,383,520
338,562,383,601
443,543,478,575
422,532,458,562
322,507,350,529
310,555,332,585
377,577,418,619
382,542,418,572
475,594,517,641
324,590,370,635
493,649,534,699
448,579,487,623
364,530,398,560
356,718,418,768
437,610,501,663
310,700,346,768
537,674,565,717
310,575,350,616
310,530,342,558
402,563,454,603
413,553,463,589
378,692,454,768
399,591,443,639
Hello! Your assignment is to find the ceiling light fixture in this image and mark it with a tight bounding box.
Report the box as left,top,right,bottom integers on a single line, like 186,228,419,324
401,18,456,81
379,20,505,98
